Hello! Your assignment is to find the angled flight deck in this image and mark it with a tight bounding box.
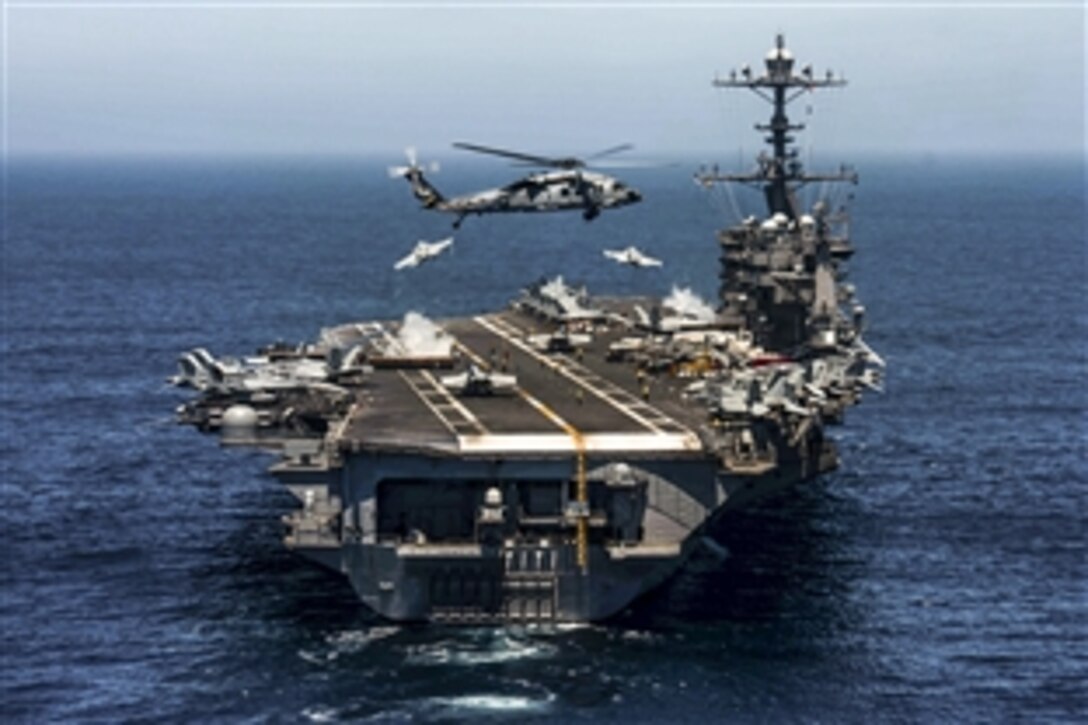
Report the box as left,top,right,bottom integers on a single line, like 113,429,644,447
341,308,704,458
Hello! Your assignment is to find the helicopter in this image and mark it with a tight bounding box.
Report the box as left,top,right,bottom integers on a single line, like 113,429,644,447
389,143,643,228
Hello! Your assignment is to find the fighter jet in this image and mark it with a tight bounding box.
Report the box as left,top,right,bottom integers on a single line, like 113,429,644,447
603,246,663,268
527,328,593,353
393,237,454,270
632,305,718,334
715,377,771,419
606,335,646,361
170,347,331,394
516,276,606,323
440,364,517,396
762,367,814,417
171,348,239,390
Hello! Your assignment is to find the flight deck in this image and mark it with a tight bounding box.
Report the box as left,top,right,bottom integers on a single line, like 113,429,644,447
337,307,705,459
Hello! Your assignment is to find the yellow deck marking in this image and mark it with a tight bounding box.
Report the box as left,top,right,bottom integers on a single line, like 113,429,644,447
454,338,589,572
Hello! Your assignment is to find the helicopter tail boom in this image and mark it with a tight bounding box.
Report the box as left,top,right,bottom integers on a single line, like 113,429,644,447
389,147,445,209
403,167,444,208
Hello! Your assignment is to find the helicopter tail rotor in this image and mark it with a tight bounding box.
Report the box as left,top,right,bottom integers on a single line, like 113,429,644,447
389,146,445,208
388,146,440,178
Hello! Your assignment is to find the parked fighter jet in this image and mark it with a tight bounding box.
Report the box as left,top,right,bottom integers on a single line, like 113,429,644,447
171,348,240,390
713,376,771,418
603,246,663,268
632,305,719,334
440,365,518,397
528,328,593,353
390,143,642,228
393,237,454,270
516,275,606,323
762,367,814,417
170,347,331,394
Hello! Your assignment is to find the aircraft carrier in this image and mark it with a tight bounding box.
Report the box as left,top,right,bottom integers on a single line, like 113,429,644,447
172,36,884,623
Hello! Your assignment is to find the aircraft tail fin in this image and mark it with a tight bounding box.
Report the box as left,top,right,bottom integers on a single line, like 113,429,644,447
183,348,226,390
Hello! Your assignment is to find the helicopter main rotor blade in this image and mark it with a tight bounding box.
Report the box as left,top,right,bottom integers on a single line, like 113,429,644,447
453,142,582,169
589,159,679,170
586,143,635,161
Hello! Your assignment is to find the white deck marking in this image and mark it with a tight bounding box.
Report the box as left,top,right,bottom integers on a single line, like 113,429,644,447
492,314,696,435
548,356,693,435
453,338,592,462
453,340,574,435
377,321,486,436
421,369,483,428
396,321,703,455
399,370,487,436
456,433,700,454
475,314,699,441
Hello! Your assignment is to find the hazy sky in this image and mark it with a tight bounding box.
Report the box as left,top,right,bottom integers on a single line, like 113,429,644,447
5,2,1085,158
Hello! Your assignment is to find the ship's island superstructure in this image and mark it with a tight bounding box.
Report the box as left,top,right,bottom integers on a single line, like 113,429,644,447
172,36,883,623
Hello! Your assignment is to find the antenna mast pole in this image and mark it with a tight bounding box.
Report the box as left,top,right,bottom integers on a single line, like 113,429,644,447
701,34,857,219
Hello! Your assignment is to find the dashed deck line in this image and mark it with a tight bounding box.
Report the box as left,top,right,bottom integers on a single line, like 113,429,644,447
343,320,702,455
398,369,487,436
373,322,485,437
453,340,575,436
477,314,697,440
551,355,692,436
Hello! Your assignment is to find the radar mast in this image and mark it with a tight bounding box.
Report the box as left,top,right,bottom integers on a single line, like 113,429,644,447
699,34,857,219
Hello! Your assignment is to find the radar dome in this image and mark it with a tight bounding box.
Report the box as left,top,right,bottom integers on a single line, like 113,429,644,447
765,44,794,76
222,404,258,430
766,47,794,62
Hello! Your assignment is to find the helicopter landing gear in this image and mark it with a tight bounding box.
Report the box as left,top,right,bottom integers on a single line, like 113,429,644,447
582,206,600,222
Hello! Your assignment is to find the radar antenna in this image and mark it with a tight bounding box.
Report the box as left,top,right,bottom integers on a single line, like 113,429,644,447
698,34,857,219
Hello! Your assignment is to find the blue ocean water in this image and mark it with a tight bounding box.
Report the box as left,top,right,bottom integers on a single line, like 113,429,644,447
1,156,1085,722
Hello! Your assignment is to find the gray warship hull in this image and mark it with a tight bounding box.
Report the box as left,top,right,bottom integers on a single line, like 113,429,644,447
258,306,839,623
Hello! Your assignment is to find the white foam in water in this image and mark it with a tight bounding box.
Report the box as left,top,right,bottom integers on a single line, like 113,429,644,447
552,622,592,633
429,693,556,714
396,311,452,357
663,285,716,322
324,625,401,654
301,705,339,723
405,632,557,666
296,648,329,665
